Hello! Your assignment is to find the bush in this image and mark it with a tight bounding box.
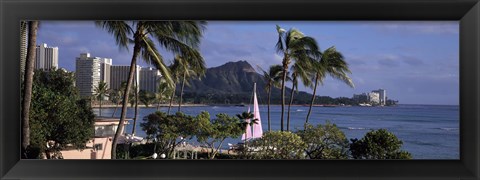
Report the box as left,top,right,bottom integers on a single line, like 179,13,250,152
349,129,412,159
297,122,349,159
246,131,306,159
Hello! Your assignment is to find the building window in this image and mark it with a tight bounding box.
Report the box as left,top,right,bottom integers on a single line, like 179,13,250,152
94,143,103,151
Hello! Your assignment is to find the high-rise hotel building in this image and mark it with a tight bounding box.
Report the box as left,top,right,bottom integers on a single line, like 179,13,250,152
110,65,141,92
140,67,162,93
35,43,59,70
75,53,112,98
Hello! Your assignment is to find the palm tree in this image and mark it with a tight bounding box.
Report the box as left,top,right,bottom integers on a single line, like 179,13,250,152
109,89,121,117
167,62,181,115
96,21,206,159
287,61,313,131
94,81,109,117
139,90,156,107
257,65,283,132
21,21,39,159
155,77,171,111
237,111,259,149
20,21,28,82
305,46,354,129
175,55,206,112
275,25,320,131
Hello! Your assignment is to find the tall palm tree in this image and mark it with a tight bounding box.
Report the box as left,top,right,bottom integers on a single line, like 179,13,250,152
175,55,206,112
20,21,28,82
305,46,354,129
94,81,109,117
96,21,206,159
21,21,39,159
257,65,283,132
286,61,313,131
275,25,320,131
167,62,181,115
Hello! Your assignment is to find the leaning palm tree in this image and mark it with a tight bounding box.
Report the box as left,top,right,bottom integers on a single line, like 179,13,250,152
21,21,39,159
167,61,181,115
257,65,283,132
286,61,313,131
175,55,206,112
94,81,109,117
305,46,355,129
275,25,320,131
96,21,206,159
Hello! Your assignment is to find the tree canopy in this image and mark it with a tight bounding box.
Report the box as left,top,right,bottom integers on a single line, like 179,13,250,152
297,122,349,159
349,129,412,159
29,69,95,158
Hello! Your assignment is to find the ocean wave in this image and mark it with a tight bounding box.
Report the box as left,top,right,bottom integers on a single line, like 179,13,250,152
348,127,367,130
439,127,459,131
296,109,305,112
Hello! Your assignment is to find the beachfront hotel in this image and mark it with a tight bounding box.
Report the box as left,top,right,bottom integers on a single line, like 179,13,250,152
140,67,162,93
75,53,112,98
353,89,387,105
35,43,59,70
110,65,141,92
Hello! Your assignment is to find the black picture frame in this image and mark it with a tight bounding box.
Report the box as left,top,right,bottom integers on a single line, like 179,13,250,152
1,0,479,179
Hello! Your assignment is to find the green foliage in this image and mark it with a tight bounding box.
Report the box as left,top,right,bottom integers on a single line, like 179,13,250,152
297,122,349,159
29,69,95,158
140,111,197,158
349,129,412,159
139,90,156,107
196,112,243,159
247,131,306,159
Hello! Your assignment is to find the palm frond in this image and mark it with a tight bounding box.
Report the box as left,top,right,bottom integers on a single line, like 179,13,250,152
95,21,133,50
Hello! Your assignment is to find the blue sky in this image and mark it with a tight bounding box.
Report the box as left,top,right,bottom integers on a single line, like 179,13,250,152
36,21,459,105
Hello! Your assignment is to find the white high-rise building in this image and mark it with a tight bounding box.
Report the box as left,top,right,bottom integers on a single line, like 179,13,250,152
140,67,162,93
75,53,101,98
75,53,112,98
110,65,141,91
376,89,386,105
35,43,59,70
368,92,380,104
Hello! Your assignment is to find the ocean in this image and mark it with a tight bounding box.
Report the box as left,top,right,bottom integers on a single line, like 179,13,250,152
94,104,459,159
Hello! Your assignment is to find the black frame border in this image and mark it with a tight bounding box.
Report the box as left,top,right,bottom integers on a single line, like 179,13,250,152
1,0,479,179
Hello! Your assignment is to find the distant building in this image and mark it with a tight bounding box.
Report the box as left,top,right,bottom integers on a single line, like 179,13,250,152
372,89,386,105
368,92,380,104
140,67,162,93
75,53,101,98
110,65,141,91
353,93,369,103
35,43,59,70
75,53,112,98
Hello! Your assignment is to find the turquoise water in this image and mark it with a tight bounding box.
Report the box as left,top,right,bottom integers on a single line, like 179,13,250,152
94,104,459,159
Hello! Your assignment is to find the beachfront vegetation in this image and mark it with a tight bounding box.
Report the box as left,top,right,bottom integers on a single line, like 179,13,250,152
28,69,95,159
139,90,156,107
349,129,412,159
155,76,172,111
141,111,198,158
275,25,320,132
96,21,206,159
174,55,206,112
196,112,243,159
305,46,355,129
298,122,349,159
109,89,121,117
245,131,307,159
287,61,312,131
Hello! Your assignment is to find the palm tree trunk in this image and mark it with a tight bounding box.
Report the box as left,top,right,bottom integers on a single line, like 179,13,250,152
99,97,102,117
305,74,319,130
112,103,118,117
267,86,271,132
167,86,176,115
21,21,38,159
280,64,288,131
178,73,186,112
132,65,139,135
111,36,141,159
156,96,161,111
287,85,295,131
